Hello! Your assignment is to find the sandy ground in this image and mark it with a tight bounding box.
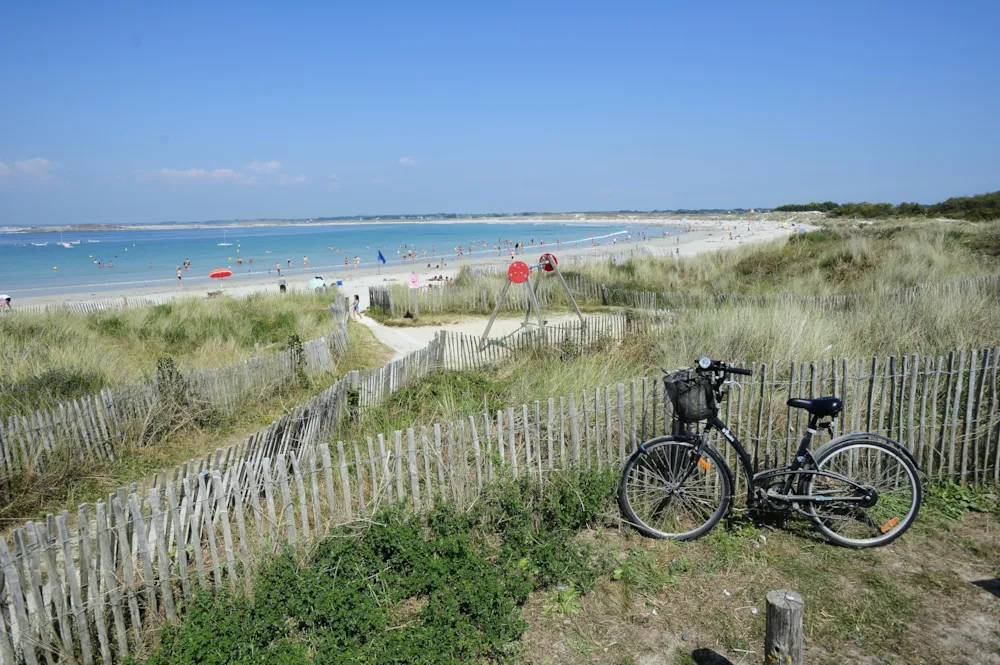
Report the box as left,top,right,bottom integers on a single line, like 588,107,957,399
13,218,806,309
357,311,595,361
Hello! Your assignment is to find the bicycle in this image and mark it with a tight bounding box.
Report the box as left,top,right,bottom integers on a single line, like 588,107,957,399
618,357,922,548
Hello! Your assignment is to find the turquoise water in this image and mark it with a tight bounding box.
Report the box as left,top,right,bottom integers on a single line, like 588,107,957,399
0,222,658,299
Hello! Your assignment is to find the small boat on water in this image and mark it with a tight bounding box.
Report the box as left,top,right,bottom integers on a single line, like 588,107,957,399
31,242,48,247
57,242,73,248
217,230,233,247
86,239,99,243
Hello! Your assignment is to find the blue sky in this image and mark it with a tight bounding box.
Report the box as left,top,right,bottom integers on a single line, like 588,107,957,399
1,1,998,225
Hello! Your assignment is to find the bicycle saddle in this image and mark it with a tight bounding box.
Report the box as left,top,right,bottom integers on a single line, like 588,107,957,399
787,396,843,417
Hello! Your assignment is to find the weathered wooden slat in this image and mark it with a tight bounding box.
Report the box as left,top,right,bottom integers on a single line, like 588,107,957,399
57,512,93,663
95,502,128,659
289,455,310,541
0,534,38,665
337,442,353,520
406,428,421,508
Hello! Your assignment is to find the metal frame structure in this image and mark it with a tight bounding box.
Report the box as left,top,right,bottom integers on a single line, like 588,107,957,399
478,253,585,350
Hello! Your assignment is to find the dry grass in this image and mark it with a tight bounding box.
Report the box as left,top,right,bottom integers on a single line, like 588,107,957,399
0,321,393,525
336,334,659,440
564,220,1000,297
520,503,1000,665
656,287,1000,368
0,290,345,418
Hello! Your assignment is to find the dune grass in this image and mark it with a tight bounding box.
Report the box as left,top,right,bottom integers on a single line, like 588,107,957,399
0,291,345,419
336,334,658,440
562,219,1000,296
0,321,393,526
658,287,1000,368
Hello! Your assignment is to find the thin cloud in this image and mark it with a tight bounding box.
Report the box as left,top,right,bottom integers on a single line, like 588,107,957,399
15,157,53,179
398,156,417,168
327,174,342,190
246,160,282,173
153,167,258,185
0,161,11,176
278,174,306,185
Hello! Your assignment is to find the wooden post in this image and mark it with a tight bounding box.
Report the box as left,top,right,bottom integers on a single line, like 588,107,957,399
765,589,804,665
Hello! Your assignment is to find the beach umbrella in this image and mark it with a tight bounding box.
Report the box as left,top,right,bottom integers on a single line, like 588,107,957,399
208,268,232,296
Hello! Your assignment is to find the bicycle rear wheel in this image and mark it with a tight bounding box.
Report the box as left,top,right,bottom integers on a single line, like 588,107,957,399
803,436,921,548
618,436,732,540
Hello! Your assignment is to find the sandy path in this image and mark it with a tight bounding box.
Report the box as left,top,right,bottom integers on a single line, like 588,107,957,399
357,311,592,359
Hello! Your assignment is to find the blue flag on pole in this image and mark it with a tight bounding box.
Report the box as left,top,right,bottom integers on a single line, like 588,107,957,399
377,250,386,264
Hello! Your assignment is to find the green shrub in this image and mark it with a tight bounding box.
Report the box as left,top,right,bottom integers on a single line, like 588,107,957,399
148,470,617,664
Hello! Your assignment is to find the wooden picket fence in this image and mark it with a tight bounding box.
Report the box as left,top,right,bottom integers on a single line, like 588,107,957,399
0,314,644,664
0,304,350,478
1,326,999,662
368,274,597,318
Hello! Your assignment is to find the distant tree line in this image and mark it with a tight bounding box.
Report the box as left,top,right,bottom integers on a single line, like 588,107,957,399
775,191,1000,221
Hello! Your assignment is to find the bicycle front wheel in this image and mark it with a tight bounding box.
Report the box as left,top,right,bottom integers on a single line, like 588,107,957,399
618,436,732,540
804,436,922,548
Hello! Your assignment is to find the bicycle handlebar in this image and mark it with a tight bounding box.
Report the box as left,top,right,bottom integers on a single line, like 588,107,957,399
694,357,753,377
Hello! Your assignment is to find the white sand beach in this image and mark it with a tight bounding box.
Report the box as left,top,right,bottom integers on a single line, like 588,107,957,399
12,218,808,310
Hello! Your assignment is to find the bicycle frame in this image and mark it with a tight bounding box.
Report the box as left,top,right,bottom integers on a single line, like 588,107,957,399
695,412,829,508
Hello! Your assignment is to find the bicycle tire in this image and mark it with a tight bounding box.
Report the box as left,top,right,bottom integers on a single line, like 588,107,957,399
618,436,733,540
803,436,922,548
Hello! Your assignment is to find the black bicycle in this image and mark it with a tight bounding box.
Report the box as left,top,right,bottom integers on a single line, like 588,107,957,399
618,357,922,548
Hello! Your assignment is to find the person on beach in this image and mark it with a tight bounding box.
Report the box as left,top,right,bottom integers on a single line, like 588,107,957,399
287,258,291,268
177,267,182,285
275,262,281,276
303,256,308,267
0,295,11,313
352,295,361,319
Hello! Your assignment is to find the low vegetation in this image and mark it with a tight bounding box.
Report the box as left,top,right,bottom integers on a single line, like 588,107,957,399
140,473,999,665
143,470,618,665
0,291,344,419
338,334,657,440
564,221,1000,296
0,322,393,526
775,190,1000,220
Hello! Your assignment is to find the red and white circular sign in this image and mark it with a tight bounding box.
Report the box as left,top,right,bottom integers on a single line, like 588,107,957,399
507,261,530,284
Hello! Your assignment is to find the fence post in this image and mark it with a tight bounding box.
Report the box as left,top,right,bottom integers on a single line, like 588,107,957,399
765,589,804,665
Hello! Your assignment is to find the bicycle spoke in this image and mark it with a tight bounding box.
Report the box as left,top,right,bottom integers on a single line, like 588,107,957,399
809,443,917,544
624,442,727,537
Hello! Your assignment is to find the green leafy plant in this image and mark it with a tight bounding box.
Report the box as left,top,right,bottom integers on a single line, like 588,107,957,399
542,584,582,618
146,470,617,665
926,480,999,520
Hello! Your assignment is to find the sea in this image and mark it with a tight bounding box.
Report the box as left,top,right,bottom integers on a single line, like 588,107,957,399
0,221,665,299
